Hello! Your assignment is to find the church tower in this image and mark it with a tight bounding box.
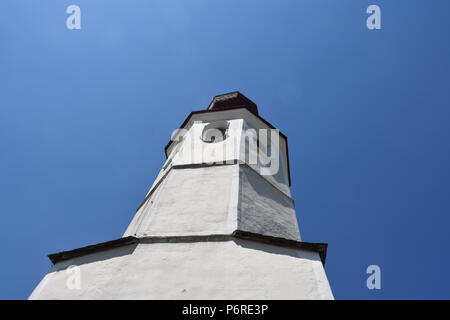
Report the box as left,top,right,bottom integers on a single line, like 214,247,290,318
29,92,334,300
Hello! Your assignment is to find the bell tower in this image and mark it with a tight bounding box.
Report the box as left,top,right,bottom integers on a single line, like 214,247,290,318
29,92,334,300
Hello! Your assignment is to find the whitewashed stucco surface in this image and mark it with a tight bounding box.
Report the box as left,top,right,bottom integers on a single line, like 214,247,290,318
134,165,238,237
30,107,334,300
29,240,333,300
124,164,299,241
163,111,291,197
238,165,300,240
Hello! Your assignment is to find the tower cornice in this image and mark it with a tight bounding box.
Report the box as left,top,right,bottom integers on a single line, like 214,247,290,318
47,231,328,266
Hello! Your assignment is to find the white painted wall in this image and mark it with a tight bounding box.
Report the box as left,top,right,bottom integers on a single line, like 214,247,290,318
30,107,334,300
124,164,300,241
136,165,238,237
29,240,334,300
165,109,291,196
123,111,298,240
238,165,300,240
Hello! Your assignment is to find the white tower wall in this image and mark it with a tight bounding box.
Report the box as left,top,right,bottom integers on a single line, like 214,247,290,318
29,92,333,300
30,240,333,300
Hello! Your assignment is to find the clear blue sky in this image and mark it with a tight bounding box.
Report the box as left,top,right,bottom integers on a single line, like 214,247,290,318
1,0,450,300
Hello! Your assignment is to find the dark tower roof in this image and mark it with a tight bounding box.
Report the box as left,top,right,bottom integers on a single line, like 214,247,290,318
207,91,259,115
